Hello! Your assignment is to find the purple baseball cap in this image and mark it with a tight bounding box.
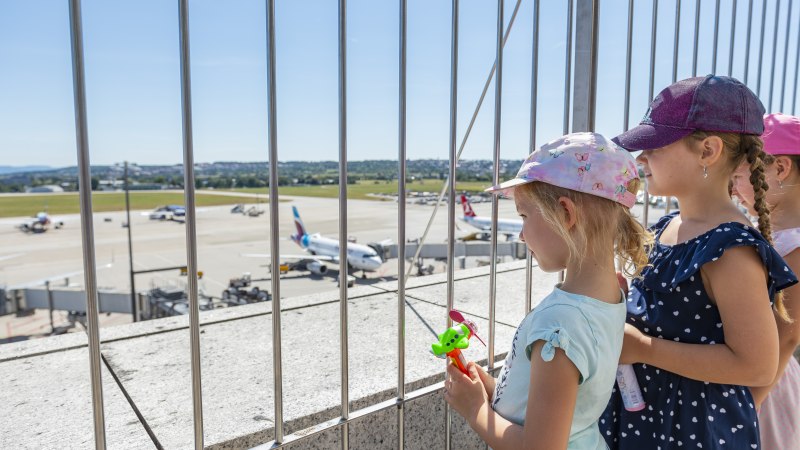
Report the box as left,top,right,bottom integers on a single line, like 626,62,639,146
614,75,766,151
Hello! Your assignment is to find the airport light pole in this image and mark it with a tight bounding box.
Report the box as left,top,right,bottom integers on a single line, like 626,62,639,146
124,161,137,322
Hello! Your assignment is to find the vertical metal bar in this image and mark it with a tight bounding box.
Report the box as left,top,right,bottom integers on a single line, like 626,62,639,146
67,1,107,447
177,0,204,447
563,0,574,136
488,0,503,375
526,0,540,314
337,0,350,448
794,4,800,114
745,0,754,84
769,0,781,111
643,0,659,227
713,0,721,73
692,0,701,76
666,0,682,216
729,0,738,76
572,0,599,132
265,0,284,444
673,0,682,83
623,0,634,131
124,162,136,322
780,0,793,111
558,0,573,284
47,281,55,334
397,0,407,447
446,1,459,448
757,0,768,95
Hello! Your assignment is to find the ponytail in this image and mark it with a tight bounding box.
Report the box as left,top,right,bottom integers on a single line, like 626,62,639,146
742,135,790,322
616,211,652,279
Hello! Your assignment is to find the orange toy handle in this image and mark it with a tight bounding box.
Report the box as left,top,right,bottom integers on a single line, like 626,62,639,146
447,349,469,375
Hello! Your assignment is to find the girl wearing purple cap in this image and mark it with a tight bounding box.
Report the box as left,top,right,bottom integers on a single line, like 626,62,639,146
599,76,797,450
444,132,651,449
731,112,800,450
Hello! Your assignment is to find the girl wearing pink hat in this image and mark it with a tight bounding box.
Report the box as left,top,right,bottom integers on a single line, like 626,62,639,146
731,112,800,450
444,133,652,449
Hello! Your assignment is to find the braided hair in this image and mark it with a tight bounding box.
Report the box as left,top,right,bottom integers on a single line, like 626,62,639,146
690,131,790,322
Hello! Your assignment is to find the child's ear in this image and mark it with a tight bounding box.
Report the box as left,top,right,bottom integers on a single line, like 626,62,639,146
558,196,578,230
774,156,793,181
698,135,724,167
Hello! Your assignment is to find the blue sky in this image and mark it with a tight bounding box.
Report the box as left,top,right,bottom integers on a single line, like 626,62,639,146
0,0,798,167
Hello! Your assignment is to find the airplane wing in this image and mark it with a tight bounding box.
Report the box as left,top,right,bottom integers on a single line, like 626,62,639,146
240,253,340,264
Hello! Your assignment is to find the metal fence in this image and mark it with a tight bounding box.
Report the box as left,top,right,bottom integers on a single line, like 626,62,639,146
61,0,800,448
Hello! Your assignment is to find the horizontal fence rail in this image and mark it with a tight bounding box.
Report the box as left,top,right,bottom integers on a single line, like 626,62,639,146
36,0,800,448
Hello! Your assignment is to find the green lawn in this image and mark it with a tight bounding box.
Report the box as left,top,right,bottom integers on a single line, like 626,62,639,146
0,192,263,218
226,179,490,200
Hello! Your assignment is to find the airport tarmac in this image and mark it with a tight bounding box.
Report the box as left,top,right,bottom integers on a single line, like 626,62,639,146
0,192,667,340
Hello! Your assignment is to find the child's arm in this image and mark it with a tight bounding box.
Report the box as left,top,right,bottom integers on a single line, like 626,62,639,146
445,343,579,450
623,246,779,386
750,249,800,406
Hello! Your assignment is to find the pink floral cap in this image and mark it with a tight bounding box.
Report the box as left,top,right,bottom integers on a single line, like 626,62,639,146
485,132,640,208
762,113,800,156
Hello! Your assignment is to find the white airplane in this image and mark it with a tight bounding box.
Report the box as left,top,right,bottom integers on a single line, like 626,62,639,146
459,194,522,240
18,212,64,233
244,206,385,278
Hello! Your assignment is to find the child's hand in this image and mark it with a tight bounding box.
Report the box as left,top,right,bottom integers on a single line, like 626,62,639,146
468,362,496,401
444,361,489,423
620,323,649,365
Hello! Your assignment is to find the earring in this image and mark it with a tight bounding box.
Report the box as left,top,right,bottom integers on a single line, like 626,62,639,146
703,165,708,179
779,179,784,189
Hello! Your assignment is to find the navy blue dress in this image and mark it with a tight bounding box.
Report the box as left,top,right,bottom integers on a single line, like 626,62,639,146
600,212,798,449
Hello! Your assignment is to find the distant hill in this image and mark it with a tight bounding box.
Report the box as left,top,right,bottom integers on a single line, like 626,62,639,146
0,166,54,175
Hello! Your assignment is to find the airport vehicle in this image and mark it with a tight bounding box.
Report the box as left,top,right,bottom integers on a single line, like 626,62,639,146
148,205,186,221
459,194,521,240
145,285,214,319
221,273,271,305
231,204,265,217
243,206,386,279
18,212,64,233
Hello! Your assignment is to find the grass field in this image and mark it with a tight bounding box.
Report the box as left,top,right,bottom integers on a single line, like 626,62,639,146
0,179,488,218
227,179,490,200
0,192,262,218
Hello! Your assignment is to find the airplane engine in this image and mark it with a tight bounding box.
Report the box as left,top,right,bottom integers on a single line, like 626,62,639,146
306,261,328,275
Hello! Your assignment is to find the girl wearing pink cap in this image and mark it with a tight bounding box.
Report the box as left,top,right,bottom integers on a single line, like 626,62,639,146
444,132,652,449
731,112,800,449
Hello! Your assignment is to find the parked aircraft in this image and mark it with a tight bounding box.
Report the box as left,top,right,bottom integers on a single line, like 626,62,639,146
459,195,521,240
243,206,385,279
18,212,64,233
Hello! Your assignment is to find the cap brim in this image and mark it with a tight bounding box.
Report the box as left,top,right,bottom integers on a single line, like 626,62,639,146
484,177,531,196
613,123,694,151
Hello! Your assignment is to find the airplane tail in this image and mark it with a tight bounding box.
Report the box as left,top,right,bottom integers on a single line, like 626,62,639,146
291,206,308,245
461,195,477,217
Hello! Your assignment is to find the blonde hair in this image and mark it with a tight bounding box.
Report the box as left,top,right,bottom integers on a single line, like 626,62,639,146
689,131,790,322
516,180,652,279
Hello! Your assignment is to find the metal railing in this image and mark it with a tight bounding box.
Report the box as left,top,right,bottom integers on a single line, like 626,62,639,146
58,0,800,448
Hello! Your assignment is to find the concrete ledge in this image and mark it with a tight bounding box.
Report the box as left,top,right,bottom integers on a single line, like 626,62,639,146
1,261,557,449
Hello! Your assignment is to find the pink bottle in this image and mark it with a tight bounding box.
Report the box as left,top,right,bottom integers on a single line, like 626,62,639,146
616,364,646,411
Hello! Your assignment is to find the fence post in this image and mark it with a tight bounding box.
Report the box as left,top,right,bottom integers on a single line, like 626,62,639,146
571,0,599,132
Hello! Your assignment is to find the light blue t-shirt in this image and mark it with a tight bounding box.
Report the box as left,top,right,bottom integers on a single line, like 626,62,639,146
491,287,626,450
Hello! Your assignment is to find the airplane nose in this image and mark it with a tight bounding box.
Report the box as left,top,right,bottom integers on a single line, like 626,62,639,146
368,257,382,269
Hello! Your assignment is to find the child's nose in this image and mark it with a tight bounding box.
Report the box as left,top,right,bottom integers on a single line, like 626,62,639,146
519,231,525,242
